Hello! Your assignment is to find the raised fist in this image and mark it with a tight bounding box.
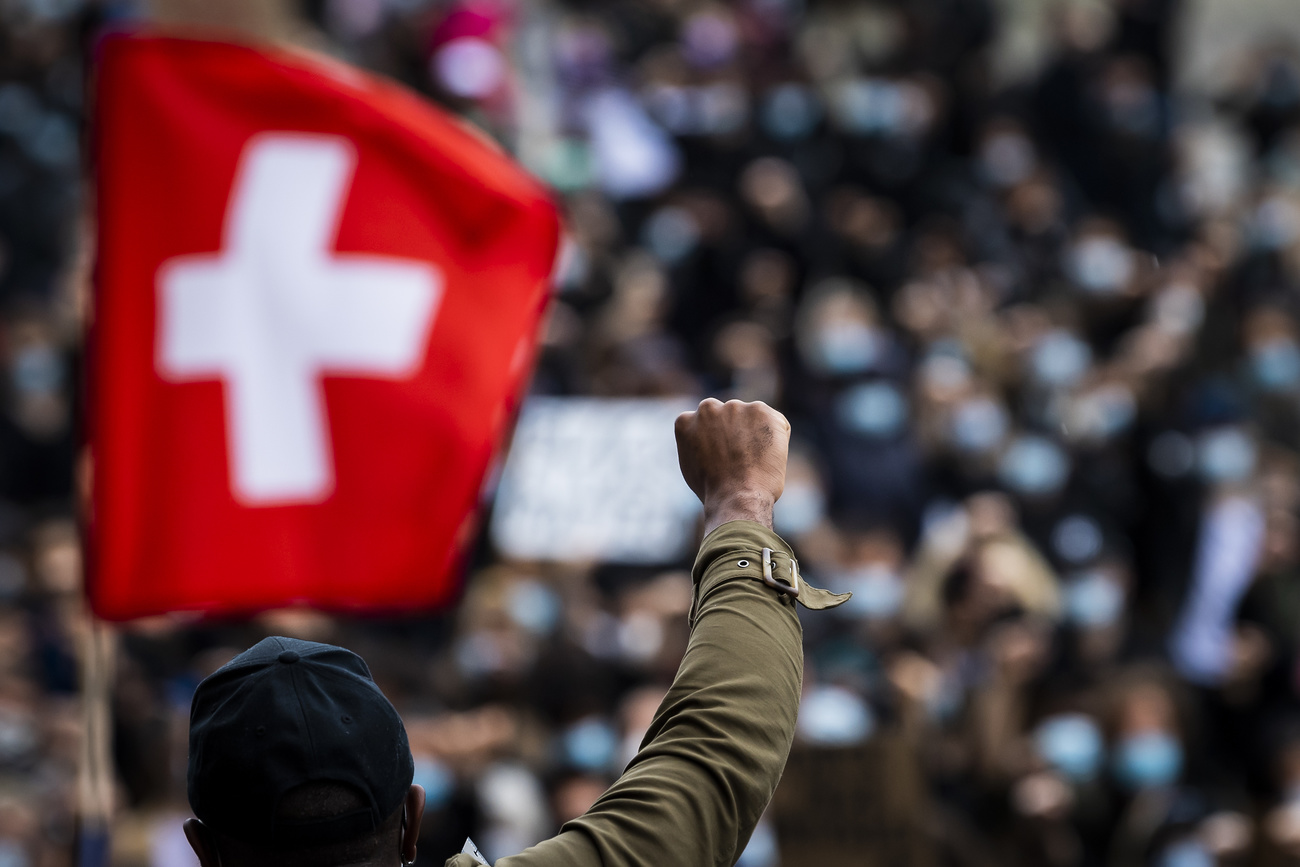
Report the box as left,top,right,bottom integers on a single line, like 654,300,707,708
674,399,791,534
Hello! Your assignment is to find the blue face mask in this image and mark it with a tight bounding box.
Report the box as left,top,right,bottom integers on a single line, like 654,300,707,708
1034,714,1104,782
507,580,562,637
836,382,908,439
412,756,456,811
1112,731,1183,790
1157,840,1213,867
1052,514,1103,565
834,567,904,620
642,206,701,265
1196,427,1256,483
11,344,64,396
797,685,875,746
809,322,880,374
761,83,821,141
561,717,619,773
832,79,907,137
1250,338,1300,392
950,398,1008,453
998,436,1071,497
1063,571,1124,629
1251,197,1300,251
1030,330,1092,389
0,841,30,867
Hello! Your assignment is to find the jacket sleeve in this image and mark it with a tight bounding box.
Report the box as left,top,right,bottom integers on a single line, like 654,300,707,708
444,520,816,867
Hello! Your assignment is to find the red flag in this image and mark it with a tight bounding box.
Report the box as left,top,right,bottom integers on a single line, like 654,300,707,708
88,34,559,620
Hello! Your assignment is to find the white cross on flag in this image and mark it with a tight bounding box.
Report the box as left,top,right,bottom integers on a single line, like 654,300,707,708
89,35,559,620
158,134,443,504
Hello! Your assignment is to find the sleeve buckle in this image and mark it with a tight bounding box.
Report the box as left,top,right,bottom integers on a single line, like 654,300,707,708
761,547,800,599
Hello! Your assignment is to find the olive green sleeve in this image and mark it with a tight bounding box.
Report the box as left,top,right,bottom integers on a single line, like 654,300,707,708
444,520,830,867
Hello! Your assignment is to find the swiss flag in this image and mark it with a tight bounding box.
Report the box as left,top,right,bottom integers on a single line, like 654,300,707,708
88,34,560,620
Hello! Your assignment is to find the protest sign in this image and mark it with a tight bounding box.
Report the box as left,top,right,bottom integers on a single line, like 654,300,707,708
490,398,701,564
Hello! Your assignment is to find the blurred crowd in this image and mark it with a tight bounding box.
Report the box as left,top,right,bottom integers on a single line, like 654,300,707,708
4,0,1300,864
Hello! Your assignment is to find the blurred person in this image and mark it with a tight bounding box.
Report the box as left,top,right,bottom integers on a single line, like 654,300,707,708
739,157,810,240
1059,557,1139,677
709,319,781,404
735,247,796,337
1007,770,1086,867
587,251,699,396
823,186,908,294
968,617,1056,784
1170,488,1267,688
903,492,1062,635
1104,673,1206,867
794,278,896,381
771,445,829,542
182,400,851,867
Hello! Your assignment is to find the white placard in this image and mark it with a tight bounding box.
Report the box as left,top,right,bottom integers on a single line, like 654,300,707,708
490,398,701,563
461,838,489,864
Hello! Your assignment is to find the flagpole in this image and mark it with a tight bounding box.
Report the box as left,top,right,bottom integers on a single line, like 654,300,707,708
76,614,116,867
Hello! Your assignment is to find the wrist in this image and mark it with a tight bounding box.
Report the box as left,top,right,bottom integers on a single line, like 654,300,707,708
701,489,776,536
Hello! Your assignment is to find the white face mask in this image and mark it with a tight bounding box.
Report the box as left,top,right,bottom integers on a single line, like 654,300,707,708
1151,284,1203,336
920,353,972,393
1067,236,1134,294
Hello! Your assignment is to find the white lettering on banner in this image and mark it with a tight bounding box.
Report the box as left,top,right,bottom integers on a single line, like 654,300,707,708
157,134,442,505
490,398,702,564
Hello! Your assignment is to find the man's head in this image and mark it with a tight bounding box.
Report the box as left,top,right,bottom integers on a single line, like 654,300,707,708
184,636,425,867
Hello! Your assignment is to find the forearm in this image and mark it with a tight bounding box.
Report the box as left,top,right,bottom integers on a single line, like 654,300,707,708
495,521,804,867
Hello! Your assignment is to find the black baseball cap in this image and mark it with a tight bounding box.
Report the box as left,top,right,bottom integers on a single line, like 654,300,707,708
187,636,415,848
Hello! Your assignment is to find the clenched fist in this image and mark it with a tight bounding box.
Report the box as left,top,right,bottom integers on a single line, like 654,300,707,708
674,399,791,534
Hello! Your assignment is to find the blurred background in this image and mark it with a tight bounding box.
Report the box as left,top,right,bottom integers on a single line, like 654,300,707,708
5,0,1300,864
